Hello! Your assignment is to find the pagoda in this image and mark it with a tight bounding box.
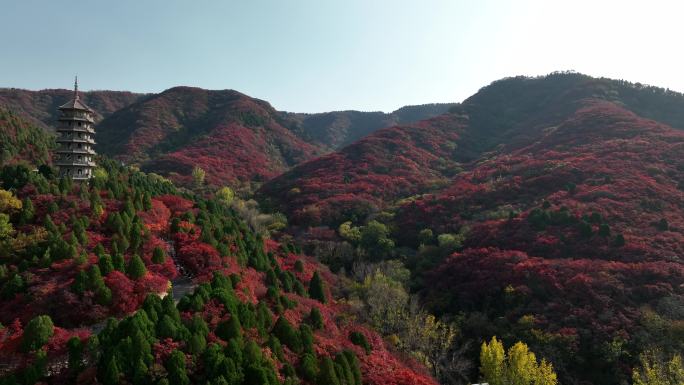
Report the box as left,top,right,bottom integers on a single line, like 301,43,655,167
55,77,97,180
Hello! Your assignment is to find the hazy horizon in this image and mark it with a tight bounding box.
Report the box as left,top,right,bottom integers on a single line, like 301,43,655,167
2,0,682,113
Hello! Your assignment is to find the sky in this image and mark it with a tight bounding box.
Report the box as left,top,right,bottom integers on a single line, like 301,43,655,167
1,0,682,113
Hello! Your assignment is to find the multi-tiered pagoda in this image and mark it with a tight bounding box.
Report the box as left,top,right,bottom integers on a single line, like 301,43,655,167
55,77,97,180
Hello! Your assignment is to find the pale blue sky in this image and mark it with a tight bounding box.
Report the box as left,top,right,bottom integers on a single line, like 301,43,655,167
1,0,682,112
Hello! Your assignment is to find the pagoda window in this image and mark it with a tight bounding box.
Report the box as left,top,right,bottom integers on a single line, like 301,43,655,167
78,169,82,175
78,143,82,149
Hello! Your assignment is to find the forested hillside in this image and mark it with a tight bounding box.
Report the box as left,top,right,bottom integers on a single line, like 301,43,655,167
95,87,322,189
283,103,455,150
3,72,684,385
0,151,436,384
0,89,143,131
0,110,53,166
258,73,684,385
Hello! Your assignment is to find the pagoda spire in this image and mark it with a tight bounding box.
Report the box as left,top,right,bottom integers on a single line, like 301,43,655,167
74,76,79,99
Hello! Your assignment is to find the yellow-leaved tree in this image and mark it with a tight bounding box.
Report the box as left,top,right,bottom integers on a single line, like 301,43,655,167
192,166,206,188
480,336,558,385
632,349,684,385
0,189,22,212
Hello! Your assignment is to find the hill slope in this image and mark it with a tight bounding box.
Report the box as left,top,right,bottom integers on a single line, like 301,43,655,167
257,73,684,385
0,159,437,385
96,87,322,187
0,108,54,166
0,88,143,130
259,72,684,226
397,100,684,384
283,103,455,150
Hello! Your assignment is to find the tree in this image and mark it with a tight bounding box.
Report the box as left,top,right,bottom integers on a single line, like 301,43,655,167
99,254,115,275
343,350,362,385
0,189,21,212
67,336,84,373
101,355,121,385
349,332,371,354
299,353,318,381
152,246,167,264
216,186,234,205
273,316,302,353
294,260,304,273
166,350,190,385
338,221,361,243
418,228,434,245
309,307,324,330
21,315,54,352
317,356,341,385
479,337,557,385
127,254,147,280
632,350,684,385
0,213,13,240
404,314,456,379
362,271,408,335
359,220,395,257
216,315,242,342
192,166,206,188
19,197,34,224
308,271,327,303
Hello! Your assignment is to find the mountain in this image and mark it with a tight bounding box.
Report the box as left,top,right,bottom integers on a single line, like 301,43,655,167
258,114,467,225
95,87,322,187
0,87,453,188
397,100,684,384
0,88,143,130
0,108,54,166
257,72,684,384
283,103,455,150
259,72,684,226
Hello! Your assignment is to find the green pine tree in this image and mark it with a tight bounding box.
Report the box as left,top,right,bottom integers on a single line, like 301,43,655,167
308,271,327,303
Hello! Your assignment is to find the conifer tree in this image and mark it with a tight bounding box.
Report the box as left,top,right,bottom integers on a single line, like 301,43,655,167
21,315,54,352
152,246,166,264
67,336,84,373
216,315,242,342
112,253,125,272
309,307,324,330
127,254,147,279
318,356,341,385
166,350,190,385
101,355,120,385
273,316,302,353
308,271,327,303
99,254,115,275
299,353,318,381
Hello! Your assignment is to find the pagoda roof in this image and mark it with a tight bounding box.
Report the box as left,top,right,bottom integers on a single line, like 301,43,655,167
59,96,93,112
59,76,93,111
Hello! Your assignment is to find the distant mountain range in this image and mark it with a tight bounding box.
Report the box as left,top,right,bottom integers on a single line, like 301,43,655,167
0,86,453,186
259,73,684,226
